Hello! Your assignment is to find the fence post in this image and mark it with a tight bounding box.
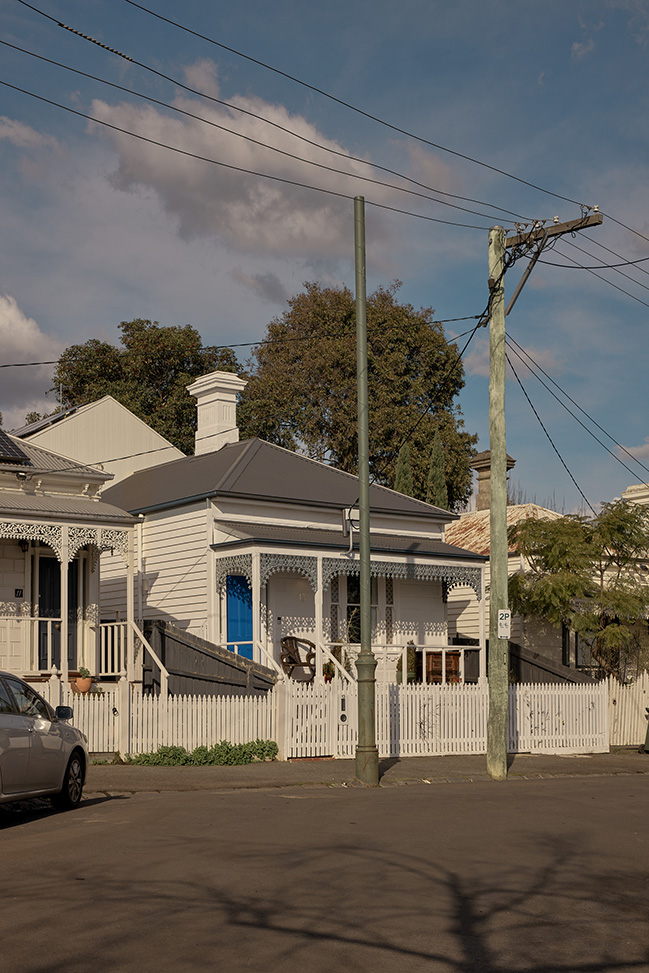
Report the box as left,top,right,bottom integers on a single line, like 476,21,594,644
274,679,288,761
117,671,130,758
49,666,62,707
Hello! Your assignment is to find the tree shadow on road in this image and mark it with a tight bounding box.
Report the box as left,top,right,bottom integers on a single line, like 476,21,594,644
2,796,649,972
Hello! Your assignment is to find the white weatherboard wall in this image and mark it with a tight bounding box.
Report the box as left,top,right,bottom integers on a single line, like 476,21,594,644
20,397,183,486
140,504,209,635
447,560,522,645
394,579,446,645
99,503,210,636
100,548,130,620
447,558,562,658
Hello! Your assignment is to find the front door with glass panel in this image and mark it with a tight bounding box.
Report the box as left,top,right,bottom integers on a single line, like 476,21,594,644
226,575,253,660
38,557,78,671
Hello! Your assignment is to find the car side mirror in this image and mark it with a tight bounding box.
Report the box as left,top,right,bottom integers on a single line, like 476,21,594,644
55,705,74,721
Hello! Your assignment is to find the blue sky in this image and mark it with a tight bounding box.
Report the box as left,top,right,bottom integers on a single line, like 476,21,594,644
1,0,649,511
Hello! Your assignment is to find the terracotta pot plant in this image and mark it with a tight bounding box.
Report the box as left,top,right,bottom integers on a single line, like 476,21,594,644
75,667,93,693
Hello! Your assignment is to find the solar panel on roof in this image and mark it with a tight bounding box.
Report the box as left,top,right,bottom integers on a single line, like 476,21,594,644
0,429,32,466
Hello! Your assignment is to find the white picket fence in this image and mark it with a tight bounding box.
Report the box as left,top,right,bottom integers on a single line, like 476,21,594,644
130,691,275,754
39,679,275,756
608,671,649,747
38,677,613,758
283,681,609,758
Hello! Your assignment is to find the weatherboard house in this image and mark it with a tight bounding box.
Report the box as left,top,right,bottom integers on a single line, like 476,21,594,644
97,371,487,686
14,394,184,487
445,453,596,682
0,428,136,686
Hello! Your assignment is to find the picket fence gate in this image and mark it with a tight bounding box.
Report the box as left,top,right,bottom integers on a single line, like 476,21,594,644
40,678,610,758
608,671,649,746
282,680,608,758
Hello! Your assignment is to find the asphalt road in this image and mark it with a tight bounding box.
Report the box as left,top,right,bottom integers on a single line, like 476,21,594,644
2,771,648,972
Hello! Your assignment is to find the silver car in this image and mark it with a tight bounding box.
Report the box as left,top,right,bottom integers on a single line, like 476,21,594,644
0,671,88,809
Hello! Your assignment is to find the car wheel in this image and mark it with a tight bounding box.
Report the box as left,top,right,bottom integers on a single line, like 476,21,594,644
52,752,84,810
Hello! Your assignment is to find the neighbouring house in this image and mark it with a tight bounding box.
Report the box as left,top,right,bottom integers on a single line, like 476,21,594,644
622,481,649,506
99,371,487,686
14,395,184,486
0,428,136,687
445,451,595,683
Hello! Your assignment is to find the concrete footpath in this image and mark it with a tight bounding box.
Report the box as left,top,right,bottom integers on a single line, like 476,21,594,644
85,747,649,795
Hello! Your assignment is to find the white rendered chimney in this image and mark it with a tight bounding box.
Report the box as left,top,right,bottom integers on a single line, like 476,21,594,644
187,370,247,455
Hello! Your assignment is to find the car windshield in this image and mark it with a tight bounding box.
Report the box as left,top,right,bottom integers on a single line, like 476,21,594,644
6,678,52,721
0,679,15,714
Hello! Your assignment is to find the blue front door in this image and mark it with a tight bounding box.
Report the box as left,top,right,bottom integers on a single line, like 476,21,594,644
226,575,253,660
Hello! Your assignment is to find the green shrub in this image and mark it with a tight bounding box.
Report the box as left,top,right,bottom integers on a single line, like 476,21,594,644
125,739,278,766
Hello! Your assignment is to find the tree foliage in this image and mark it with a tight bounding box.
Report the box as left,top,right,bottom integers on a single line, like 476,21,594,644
426,430,448,508
238,282,476,509
51,320,238,454
508,500,649,679
394,442,414,496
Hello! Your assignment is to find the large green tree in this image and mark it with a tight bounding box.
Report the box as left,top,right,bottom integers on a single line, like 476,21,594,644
238,282,476,509
509,500,649,679
51,319,238,454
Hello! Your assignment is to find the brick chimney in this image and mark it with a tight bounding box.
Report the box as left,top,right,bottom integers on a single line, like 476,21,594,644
471,449,516,510
187,370,247,455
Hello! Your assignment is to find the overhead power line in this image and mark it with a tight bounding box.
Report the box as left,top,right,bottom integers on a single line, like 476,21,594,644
116,0,590,208
537,253,649,271
562,238,649,293
0,39,520,225
0,79,492,230
506,338,649,488
505,335,649,481
10,6,529,223
550,244,649,309
506,351,595,515
17,0,649,253
0,360,58,369
583,234,649,279
0,315,483,369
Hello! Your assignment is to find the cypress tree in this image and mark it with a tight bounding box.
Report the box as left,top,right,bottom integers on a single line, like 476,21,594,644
394,442,414,497
426,431,448,508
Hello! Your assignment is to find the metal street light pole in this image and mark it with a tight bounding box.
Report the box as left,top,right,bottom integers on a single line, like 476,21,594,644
354,195,379,786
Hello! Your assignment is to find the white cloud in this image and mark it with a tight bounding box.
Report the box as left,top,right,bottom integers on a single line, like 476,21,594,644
623,438,649,461
571,17,605,60
406,144,461,195
182,60,221,98
88,74,398,260
464,337,489,377
0,296,64,429
0,117,58,150
571,38,596,59
463,336,563,381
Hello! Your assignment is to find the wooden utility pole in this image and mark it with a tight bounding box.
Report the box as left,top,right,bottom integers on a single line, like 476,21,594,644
486,225,508,780
354,195,379,786
486,212,603,781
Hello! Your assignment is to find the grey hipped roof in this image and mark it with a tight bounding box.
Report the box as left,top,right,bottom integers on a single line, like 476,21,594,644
102,438,457,521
